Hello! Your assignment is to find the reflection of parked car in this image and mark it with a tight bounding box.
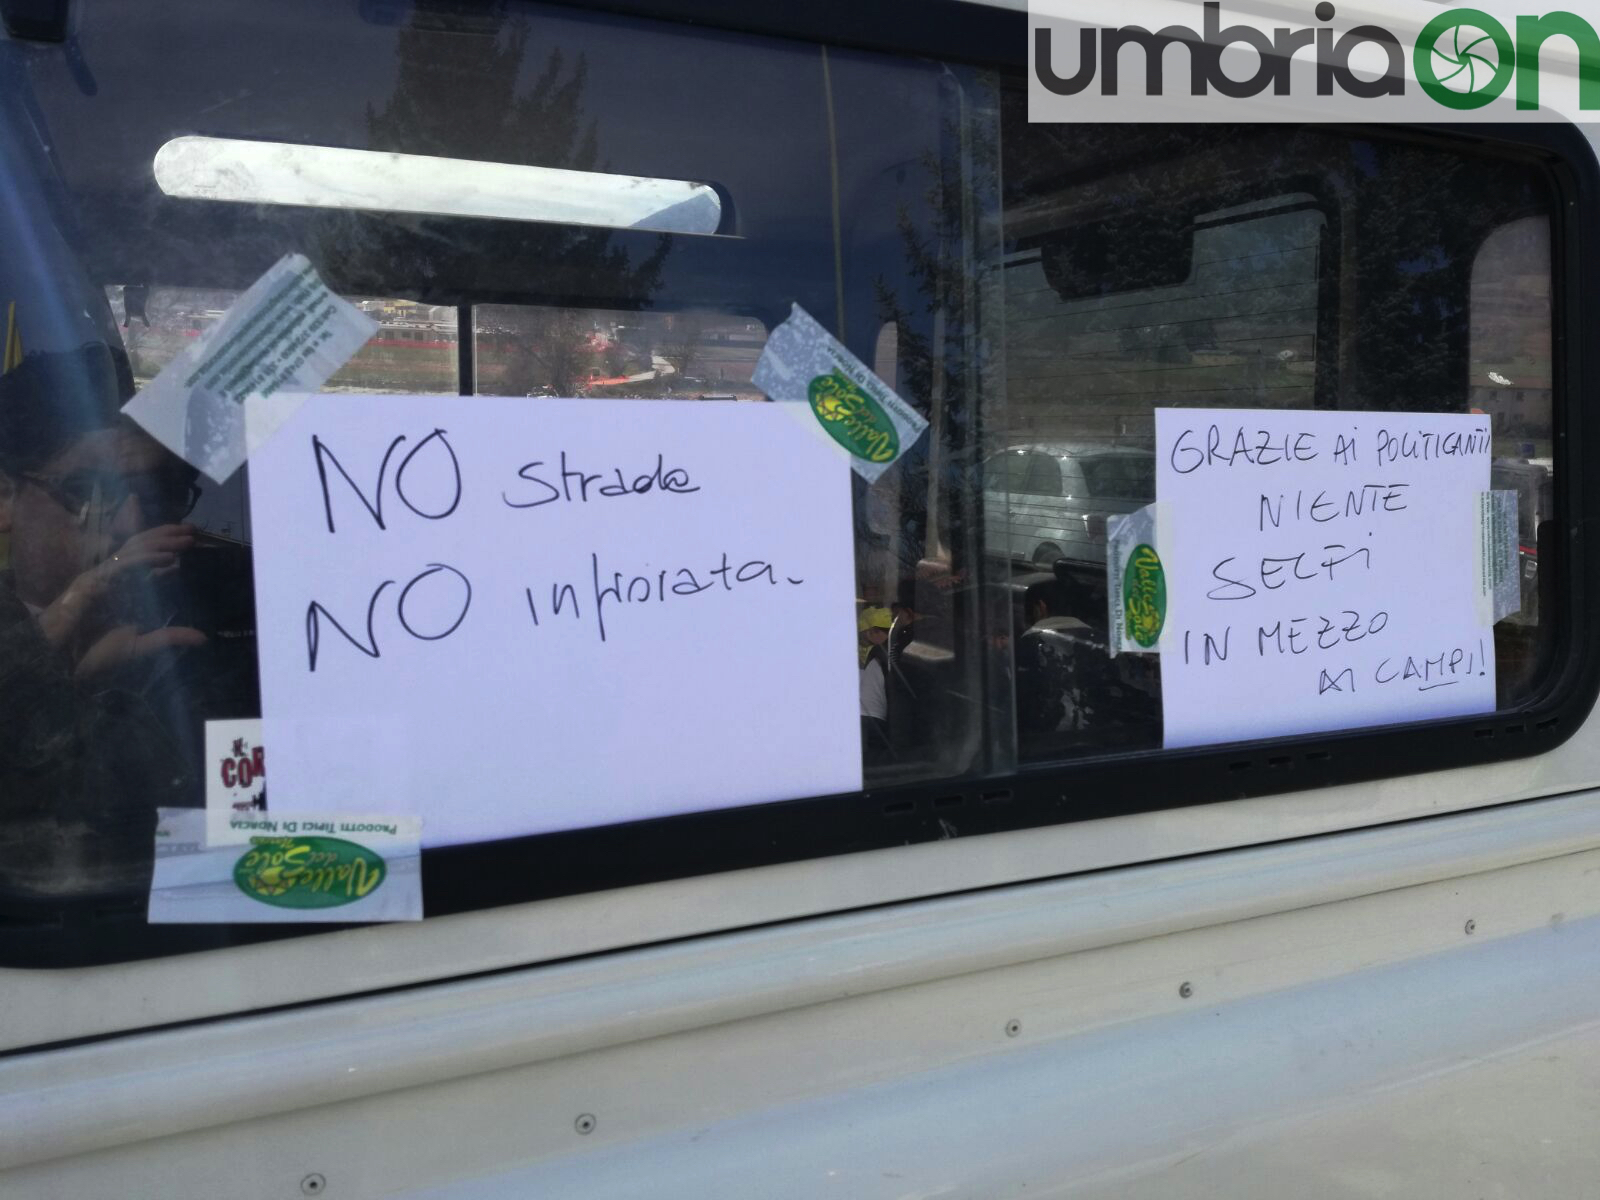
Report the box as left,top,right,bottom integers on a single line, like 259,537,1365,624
983,442,1154,569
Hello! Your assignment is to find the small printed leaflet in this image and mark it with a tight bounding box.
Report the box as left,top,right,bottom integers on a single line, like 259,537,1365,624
148,808,422,923
1154,407,1496,749
122,253,377,482
204,718,267,845
246,395,861,847
752,303,928,482
1479,489,1521,625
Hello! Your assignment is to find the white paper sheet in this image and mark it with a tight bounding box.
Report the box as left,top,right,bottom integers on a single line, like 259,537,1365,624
247,395,862,847
1154,408,1495,748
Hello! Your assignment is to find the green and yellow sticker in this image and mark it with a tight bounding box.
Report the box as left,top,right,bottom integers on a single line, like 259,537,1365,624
1123,543,1166,648
807,371,899,465
233,835,386,909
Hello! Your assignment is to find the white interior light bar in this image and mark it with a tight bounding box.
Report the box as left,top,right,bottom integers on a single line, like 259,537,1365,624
153,135,723,235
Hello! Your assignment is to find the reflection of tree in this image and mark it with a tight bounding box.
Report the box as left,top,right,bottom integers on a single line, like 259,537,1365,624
995,116,1542,418
871,83,1003,583
321,10,667,389
370,19,598,165
601,336,628,379
504,307,596,395
658,311,705,378
1333,138,1534,414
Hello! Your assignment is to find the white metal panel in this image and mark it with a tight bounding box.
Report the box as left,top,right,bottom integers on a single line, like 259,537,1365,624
412,918,1600,1200
2,790,1599,1196
5,0,1597,1061
4,732,1598,1052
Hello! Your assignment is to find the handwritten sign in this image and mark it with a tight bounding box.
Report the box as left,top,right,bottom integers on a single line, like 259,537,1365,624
1155,408,1495,749
247,396,861,846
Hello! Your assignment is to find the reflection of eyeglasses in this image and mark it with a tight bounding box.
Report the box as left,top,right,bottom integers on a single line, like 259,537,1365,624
21,470,202,525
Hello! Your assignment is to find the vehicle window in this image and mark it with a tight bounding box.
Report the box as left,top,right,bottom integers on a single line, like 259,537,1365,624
473,305,767,399
0,0,1580,960
1080,455,1153,502
108,286,461,394
1021,453,1061,497
1472,216,1553,696
996,115,1561,764
992,450,1029,491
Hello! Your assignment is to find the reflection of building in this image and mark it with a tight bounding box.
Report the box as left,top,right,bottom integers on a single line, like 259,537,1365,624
1470,384,1552,444
1006,198,1322,446
105,285,462,392
356,298,458,340
105,284,777,399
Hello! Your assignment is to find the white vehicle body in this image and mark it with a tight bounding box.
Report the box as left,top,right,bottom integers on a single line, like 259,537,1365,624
3,0,1598,1196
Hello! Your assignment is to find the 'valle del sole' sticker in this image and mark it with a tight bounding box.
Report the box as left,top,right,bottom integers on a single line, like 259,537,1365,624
753,303,927,482
1123,543,1167,648
233,835,386,909
807,371,899,465
1106,503,1164,657
148,808,422,923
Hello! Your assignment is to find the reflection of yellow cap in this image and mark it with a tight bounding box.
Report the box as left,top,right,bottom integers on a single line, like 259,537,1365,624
858,606,893,632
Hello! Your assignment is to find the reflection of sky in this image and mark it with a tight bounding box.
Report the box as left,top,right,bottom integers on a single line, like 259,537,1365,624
1395,247,1450,275
10,0,966,550
1350,141,1380,178
31,1,829,222
42,0,833,195
22,0,946,336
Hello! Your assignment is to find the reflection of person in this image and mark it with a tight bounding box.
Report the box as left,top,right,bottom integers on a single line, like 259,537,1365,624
0,346,204,895
859,606,892,748
121,284,150,329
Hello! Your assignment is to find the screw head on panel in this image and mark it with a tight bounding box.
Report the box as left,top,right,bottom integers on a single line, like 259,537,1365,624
575,1113,597,1135
1465,919,1477,935
300,1175,326,1196
1004,1019,1021,1037
1178,981,1194,999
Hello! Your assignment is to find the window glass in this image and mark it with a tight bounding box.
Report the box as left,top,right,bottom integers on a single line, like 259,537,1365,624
0,0,1007,912
994,117,1557,761
0,0,1570,943
1472,216,1553,697
473,306,767,399
1079,454,1154,503
1020,452,1061,497
106,287,459,393
329,300,460,394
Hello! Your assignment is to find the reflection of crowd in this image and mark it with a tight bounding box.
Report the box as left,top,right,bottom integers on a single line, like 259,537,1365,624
854,554,1164,772
0,347,203,895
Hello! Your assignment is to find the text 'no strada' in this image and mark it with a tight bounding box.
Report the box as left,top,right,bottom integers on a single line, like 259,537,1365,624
302,427,805,670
